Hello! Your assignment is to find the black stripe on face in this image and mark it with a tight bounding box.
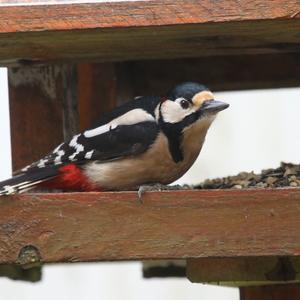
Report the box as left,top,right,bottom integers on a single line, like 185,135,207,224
158,106,204,163
180,111,199,128
158,107,184,163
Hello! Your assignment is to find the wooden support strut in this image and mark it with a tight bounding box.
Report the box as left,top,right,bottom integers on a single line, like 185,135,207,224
77,63,117,131
187,257,300,287
240,284,300,300
1,0,298,33
1,189,300,265
8,65,78,171
0,1,299,65
117,54,300,93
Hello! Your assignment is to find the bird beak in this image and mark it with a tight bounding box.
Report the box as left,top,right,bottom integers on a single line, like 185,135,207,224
200,100,229,114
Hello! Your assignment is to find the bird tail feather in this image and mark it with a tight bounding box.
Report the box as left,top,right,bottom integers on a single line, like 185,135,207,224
0,167,59,196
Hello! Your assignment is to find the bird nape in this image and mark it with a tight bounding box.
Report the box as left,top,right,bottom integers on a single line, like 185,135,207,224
0,82,229,196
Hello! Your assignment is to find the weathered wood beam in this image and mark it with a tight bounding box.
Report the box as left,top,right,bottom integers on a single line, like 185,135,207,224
0,1,299,64
116,53,300,93
240,283,300,300
187,257,300,287
1,189,300,264
77,63,117,131
8,65,78,171
1,0,298,33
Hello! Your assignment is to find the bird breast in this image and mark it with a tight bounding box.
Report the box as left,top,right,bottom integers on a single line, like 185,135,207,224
84,118,213,190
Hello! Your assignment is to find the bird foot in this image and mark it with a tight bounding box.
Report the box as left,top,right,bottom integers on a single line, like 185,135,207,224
137,183,191,203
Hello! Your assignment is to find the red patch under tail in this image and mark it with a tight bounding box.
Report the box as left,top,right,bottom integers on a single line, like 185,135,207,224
41,164,101,192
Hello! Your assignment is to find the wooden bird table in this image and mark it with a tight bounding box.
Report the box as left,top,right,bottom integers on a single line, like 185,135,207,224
0,0,300,299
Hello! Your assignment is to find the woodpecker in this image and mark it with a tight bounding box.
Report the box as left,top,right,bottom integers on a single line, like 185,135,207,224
0,82,229,196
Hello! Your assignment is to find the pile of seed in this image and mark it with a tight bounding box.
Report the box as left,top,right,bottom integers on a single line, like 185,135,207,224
196,162,300,189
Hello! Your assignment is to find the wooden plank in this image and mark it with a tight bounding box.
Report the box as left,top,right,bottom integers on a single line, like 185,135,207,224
77,63,117,131
187,257,300,286
1,189,300,264
8,65,64,171
117,53,300,92
0,0,298,33
240,284,300,300
0,1,299,64
8,65,77,171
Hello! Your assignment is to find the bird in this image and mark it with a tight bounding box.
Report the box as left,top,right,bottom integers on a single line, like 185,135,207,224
0,82,229,196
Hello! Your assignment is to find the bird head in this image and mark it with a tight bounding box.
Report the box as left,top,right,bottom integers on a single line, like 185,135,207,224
155,82,229,163
158,82,229,130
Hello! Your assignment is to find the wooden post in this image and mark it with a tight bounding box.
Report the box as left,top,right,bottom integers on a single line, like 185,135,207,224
8,64,78,171
117,54,300,93
240,284,300,300
187,257,300,286
77,63,117,130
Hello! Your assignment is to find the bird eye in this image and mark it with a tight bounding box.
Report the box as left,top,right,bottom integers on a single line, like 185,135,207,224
180,99,189,109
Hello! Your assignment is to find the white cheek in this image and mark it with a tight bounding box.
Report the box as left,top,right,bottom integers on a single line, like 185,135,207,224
161,100,195,124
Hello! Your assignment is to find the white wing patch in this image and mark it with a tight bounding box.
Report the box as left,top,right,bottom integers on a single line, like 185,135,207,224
85,150,94,159
21,165,30,172
53,143,64,153
68,134,85,161
37,158,48,168
69,134,83,150
83,109,155,138
54,150,65,165
84,124,110,138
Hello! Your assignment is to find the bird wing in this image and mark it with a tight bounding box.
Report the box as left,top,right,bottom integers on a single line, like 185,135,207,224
22,95,161,172
47,121,159,166
20,115,159,173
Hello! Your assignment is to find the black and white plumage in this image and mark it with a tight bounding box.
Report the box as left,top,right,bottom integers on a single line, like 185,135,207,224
0,82,229,195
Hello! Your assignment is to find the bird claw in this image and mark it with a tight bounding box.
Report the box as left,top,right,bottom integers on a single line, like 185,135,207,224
137,183,191,203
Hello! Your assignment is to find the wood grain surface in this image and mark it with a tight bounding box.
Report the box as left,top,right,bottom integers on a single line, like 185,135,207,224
187,257,300,286
0,0,298,33
77,63,117,131
0,1,299,64
240,284,300,300
116,53,300,93
8,66,66,170
1,188,300,264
